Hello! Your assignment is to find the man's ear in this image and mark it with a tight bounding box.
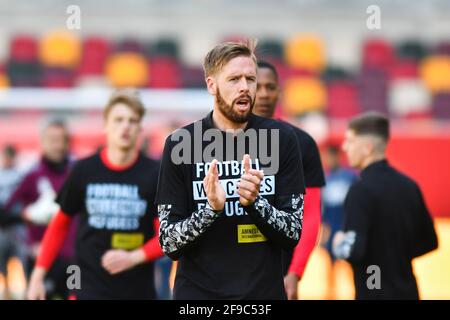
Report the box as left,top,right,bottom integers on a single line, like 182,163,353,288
206,76,217,95
276,85,282,101
365,139,375,157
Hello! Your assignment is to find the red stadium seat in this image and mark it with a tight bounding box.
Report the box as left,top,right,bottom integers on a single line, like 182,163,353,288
389,60,418,81
10,35,38,62
362,38,394,70
148,57,181,88
327,81,360,119
77,36,110,76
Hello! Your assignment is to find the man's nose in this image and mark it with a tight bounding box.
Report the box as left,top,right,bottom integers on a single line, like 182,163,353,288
238,77,250,92
258,87,269,98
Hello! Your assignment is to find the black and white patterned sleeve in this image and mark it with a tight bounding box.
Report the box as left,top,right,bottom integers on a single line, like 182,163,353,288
243,194,304,250
158,202,221,260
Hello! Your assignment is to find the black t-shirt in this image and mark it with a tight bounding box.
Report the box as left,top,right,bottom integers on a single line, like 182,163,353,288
56,152,160,299
156,111,305,299
282,121,325,188
279,120,326,275
341,160,437,299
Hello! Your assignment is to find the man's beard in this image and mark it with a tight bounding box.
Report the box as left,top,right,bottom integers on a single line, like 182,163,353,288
216,88,255,124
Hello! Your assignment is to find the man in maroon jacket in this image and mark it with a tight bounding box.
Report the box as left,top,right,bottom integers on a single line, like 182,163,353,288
2,118,76,298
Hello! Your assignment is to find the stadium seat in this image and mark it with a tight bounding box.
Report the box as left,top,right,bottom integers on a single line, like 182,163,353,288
39,30,81,68
285,35,325,73
435,41,450,56
321,66,353,83
105,52,148,87
6,61,41,87
389,79,431,117
432,93,450,119
115,38,143,53
327,80,360,119
77,36,110,76
396,40,428,62
41,67,74,88
0,73,9,88
389,60,418,80
256,39,284,60
283,77,327,115
10,35,38,63
362,38,394,71
148,57,181,88
149,38,180,60
181,66,205,88
358,67,388,113
420,55,450,93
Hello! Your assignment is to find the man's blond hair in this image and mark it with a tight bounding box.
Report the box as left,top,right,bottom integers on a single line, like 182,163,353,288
203,40,258,78
104,88,146,120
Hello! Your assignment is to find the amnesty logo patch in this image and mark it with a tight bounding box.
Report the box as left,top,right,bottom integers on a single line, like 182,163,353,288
237,224,267,243
111,233,144,249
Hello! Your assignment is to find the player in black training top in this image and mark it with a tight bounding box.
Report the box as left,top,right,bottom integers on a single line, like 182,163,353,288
156,41,305,299
333,112,438,299
254,61,326,300
27,89,163,300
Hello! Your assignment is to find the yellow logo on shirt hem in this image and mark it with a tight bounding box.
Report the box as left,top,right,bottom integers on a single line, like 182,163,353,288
111,233,144,250
237,224,267,243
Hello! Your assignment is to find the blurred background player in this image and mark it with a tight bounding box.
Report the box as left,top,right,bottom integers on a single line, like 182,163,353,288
27,89,163,300
333,112,438,299
253,61,325,300
0,145,22,206
1,120,75,299
0,145,26,299
321,145,357,299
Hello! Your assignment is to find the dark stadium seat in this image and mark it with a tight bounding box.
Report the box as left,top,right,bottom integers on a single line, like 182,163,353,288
181,66,205,88
432,93,450,119
41,67,74,88
6,60,41,87
396,40,428,62
115,38,143,53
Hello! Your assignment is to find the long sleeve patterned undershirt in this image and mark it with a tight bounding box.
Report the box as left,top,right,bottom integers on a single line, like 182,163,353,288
159,193,304,260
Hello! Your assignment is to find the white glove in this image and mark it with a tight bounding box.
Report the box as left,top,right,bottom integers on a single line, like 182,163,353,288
24,178,60,225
